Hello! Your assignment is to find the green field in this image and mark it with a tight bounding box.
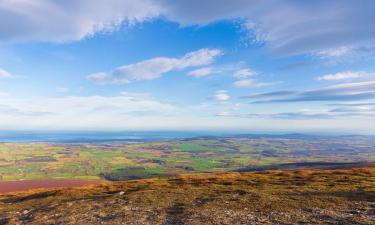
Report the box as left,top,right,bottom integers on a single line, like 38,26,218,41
0,135,374,181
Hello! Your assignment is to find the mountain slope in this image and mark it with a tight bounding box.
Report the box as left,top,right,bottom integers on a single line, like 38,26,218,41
1,166,375,225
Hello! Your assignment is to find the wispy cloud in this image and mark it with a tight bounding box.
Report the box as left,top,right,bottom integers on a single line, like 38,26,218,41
317,46,353,59
216,107,375,120
0,92,188,130
315,45,375,62
215,111,231,117
0,92,176,118
0,0,161,42
233,68,256,79
233,79,253,88
254,81,283,88
216,111,334,120
161,1,375,56
329,106,375,113
327,102,375,107
2,1,374,58
0,68,14,78
240,91,296,99
316,71,373,81
232,67,276,89
187,67,214,77
213,90,230,101
0,105,53,117
240,81,375,103
0,68,28,79
88,48,222,84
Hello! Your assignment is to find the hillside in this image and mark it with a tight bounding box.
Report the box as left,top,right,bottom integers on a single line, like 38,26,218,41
1,166,374,225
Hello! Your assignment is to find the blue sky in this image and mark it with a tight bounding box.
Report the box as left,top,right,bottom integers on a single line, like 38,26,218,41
0,0,375,133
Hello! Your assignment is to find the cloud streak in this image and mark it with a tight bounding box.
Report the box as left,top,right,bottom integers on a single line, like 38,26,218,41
240,91,296,99
316,71,374,81
240,81,375,103
217,107,375,120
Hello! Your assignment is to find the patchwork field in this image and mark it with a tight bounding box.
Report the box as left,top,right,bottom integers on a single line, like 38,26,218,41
0,134,374,181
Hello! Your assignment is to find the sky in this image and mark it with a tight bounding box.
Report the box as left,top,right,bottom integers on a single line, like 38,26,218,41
0,0,375,133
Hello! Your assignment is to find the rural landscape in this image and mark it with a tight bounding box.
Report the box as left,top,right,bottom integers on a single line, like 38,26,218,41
1,0,375,224
0,134,374,182
0,134,374,224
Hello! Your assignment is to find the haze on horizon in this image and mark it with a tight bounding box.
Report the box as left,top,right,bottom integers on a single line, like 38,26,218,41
0,0,375,133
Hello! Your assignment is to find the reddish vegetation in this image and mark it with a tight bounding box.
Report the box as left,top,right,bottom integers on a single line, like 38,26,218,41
0,179,104,193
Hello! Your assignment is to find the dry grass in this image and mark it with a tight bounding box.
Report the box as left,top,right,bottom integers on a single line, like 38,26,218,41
0,167,374,224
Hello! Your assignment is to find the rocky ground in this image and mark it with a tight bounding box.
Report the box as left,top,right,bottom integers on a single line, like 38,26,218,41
0,167,374,224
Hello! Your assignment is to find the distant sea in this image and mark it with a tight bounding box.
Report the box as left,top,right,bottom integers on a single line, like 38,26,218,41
0,130,360,143
0,131,228,143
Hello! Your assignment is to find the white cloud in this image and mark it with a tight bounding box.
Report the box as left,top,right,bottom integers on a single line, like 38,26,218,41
88,48,222,84
316,71,374,81
0,68,13,78
187,67,214,77
232,68,259,88
232,67,280,88
233,79,253,88
160,0,375,56
1,92,375,132
0,0,161,42
0,92,205,130
0,92,176,119
315,45,375,62
326,80,375,91
234,68,256,79
317,46,353,59
244,80,375,103
178,49,222,67
213,90,230,101
1,1,374,58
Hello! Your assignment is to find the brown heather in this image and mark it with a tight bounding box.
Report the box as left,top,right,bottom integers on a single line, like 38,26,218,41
0,165,374,224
